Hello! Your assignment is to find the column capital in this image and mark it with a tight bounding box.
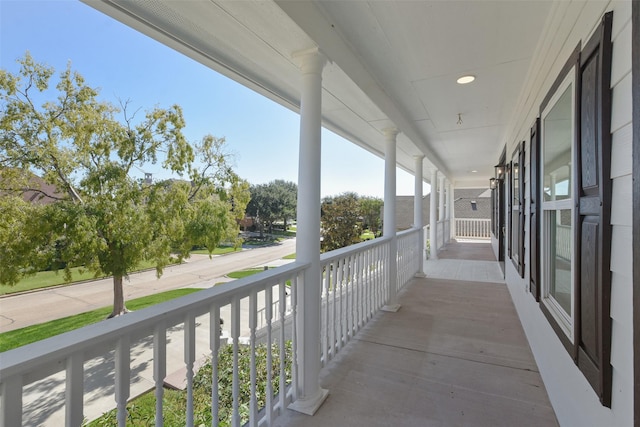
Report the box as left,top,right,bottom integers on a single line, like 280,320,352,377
413,154,425,161
293,47,328,75
382,127,399,140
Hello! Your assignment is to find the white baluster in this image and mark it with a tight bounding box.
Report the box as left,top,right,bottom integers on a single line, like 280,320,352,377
337,258,344,351
290,275,299,401
322,264,329,366
231,297,241,427
115,336,130,427
331,260,338,359
1,375,22,427
279,280,287,412
153,323,166,427
265,288,273,424
210,305,221,426
184,313,195,427
249,291,258,427
347,255,353,341
65,351,84,427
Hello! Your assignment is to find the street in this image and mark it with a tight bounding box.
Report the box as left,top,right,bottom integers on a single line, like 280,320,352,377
0,238,296,333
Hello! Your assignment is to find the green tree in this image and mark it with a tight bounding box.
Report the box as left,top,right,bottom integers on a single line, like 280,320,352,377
359,196,383,235
246,180,297,235
320,192,362,252
0,53,245,317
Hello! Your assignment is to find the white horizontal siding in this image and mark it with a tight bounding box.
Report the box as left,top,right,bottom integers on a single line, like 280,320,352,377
610,225,632,283
610,73,632,133
610,123,632,178
502,1,633,426
610,18,632,86
610,175,632,226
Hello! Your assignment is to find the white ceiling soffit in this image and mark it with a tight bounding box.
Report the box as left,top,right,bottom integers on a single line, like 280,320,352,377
277,0,552,185
83,0,552,186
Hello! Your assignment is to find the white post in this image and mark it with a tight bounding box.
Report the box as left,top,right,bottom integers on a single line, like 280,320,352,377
444,179,450,244
448,181,455,240
438,175,445,250
382,127,401,312
414,155,426,277
288,48,329,415
429,169,438,260
438,175,445,222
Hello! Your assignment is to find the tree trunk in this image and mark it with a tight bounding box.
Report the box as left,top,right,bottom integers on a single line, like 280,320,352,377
108,274,129,318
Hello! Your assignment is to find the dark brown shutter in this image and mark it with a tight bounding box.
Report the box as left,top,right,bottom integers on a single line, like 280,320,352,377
529,120,540,300
518,142,525,278
575,11,613,406
507,160,512,260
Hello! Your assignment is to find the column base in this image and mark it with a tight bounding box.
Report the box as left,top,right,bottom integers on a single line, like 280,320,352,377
414,272,426,278
288,388,329,415
381,303,401,312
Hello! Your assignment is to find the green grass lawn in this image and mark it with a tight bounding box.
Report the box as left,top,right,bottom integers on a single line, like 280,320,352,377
226,267,271,279
282,253,296,259
0,288,202,352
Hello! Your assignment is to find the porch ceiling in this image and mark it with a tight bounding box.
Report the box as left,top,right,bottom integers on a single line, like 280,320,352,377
83,0,552,187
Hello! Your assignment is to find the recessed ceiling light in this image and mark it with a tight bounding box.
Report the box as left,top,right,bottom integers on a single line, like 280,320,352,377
457,75,475,84
471,170,477,173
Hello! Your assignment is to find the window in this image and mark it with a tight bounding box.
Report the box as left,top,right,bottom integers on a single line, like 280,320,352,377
540,72,575,340
535,11,613,406
510,142,525,277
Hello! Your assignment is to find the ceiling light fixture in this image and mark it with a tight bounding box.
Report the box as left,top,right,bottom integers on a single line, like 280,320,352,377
457,113,463,125
456,75,475,84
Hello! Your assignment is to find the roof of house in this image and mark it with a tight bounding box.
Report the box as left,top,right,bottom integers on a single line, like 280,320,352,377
394,188,490,230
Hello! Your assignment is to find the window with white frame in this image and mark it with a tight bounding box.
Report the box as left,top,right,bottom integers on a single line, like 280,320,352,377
540,69,575,341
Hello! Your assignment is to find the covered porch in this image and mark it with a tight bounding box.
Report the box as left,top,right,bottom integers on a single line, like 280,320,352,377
276,240,557,427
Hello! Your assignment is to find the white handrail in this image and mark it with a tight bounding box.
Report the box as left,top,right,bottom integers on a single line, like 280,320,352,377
454,218,491,239
0,263,308,427
319,237,390,367
0,228,427,426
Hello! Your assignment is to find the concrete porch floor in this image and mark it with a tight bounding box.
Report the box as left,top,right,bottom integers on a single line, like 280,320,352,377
275,240,558,427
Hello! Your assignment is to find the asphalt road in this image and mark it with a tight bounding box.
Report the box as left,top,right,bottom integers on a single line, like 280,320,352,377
0,238,297,333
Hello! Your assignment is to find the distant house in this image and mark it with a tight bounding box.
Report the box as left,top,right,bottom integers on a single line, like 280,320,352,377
0,172,64,205
394,188,490,231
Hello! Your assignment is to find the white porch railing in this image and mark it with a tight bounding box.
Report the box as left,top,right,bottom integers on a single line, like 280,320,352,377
454,218,491,239
556,224,571,261
0,228,425,427
397,228,421,288
0,264,306,427
319,237,390,367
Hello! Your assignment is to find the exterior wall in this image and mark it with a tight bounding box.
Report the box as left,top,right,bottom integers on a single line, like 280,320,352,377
395,195,429,230
499,2,633,426
395,189,490,230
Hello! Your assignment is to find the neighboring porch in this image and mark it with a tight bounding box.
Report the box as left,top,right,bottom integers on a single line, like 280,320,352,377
275,240,558,427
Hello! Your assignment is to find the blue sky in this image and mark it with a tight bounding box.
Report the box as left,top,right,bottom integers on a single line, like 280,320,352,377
1,0,425,198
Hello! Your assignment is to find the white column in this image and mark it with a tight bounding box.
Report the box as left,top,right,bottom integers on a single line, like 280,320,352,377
382,128,401,312
448,182,455,240
429,169,438,260
444,179,450,244
444,179,451,220
437,175,445,250
414,155,426,277
289,48,328,415
438,175,445,221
